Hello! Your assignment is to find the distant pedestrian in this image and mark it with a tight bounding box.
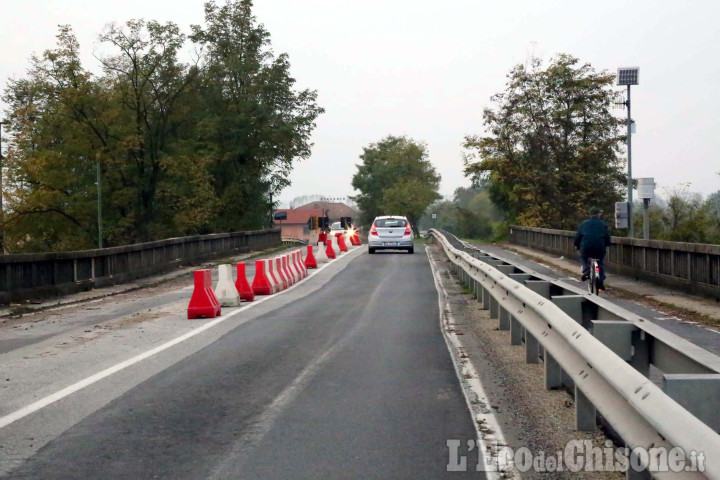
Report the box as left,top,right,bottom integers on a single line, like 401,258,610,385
574,207,611,291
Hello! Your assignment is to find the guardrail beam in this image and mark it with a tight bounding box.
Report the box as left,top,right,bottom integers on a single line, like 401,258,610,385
662,374,720,433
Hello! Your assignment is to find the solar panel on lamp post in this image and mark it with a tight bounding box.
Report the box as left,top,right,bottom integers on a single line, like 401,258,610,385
618,67,639,238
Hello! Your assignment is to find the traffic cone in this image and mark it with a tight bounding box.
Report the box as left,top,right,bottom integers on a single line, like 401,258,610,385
275,257,288,290
305,244,318,269
188,269,222,319
214,264,240,307
252,260,273,295
316,241,329,264
235,263,254,302
326,237,336,259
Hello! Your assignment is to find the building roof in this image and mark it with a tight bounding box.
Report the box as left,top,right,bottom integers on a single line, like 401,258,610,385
273,208,324,225
294,201,357,221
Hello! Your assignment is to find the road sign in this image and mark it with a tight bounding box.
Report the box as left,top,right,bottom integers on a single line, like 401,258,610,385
431,214,437,219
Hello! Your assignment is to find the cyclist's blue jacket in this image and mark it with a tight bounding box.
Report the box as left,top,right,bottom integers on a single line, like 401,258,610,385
573,217,611,257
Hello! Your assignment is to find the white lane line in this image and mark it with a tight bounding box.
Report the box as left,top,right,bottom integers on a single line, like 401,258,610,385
0,247,364,431
426,247,514,480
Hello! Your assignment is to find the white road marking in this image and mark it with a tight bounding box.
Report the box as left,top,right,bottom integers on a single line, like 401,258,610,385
0,247,364,431
705,328,720,336
426,247,514,480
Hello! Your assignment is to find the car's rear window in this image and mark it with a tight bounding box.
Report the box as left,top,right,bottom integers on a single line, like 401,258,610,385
375,218,407,228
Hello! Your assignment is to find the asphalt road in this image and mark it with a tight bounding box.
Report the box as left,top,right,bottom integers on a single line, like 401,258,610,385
2,246,481,479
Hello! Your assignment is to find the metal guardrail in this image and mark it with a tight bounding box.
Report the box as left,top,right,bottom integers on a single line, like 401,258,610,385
281,237,309,246
430,229,720,480
0,228,281,304
509,226,720,299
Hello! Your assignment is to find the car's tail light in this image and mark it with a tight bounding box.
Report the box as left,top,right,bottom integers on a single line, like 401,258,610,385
370,223,378,236
404,224,412,236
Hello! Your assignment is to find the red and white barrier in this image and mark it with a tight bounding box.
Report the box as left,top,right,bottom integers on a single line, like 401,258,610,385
235,263,255,302
294,251,305,279
188,270,222,319
282,256,295,286
298,249,308,277
275,257,288,290
305,244,318,269
214,264,241,306
252,260,273,295
267,259,280,293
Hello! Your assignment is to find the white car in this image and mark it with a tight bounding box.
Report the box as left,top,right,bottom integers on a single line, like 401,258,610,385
368,216,414,254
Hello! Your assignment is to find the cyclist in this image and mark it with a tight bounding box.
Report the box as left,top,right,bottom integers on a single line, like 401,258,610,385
574,207,611,291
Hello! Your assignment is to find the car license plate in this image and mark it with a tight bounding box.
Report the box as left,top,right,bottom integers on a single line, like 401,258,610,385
384,242,399,246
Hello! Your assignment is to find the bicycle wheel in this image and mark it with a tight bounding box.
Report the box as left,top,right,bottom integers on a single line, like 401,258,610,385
594,277,601,296
587,271,595,294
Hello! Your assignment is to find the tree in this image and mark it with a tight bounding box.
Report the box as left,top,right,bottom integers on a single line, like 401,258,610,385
1,0,323,252
190,0,323,231
463,54,626,230
351,135,441,234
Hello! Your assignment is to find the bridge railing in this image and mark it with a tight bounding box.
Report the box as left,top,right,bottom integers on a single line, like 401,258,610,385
509,226,720,299
0,228,281,304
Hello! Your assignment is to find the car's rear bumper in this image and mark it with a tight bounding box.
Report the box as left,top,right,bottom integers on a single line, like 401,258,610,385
368,238,414,249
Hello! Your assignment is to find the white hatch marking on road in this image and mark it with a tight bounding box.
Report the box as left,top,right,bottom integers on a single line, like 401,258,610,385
0,247,364,431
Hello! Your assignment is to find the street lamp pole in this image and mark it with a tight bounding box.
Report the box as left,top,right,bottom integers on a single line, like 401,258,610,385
617,67,639,238
626,84,633,238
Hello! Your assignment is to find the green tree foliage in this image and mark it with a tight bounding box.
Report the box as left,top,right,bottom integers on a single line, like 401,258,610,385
1,0,322,252
351,135,441,234
463,54,626,230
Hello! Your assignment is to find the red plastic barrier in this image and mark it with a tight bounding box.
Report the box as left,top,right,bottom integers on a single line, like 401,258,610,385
305,245,318,269
275,257,288,290
318,232,327,246
188,270,222,319
325,237,336,259
351,233,361,246
235,263,255,302
290,252,300,281
336,233,348,252
251,260,273,295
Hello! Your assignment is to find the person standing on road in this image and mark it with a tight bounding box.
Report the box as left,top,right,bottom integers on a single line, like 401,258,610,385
574,207,611,291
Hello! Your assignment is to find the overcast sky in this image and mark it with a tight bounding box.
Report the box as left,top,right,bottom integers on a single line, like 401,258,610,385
2,0,719,207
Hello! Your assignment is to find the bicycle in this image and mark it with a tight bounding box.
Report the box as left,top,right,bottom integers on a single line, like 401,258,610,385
587,258,601,295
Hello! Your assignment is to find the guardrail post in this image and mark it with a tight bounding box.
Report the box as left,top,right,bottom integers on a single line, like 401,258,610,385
510,315,522,345
524,280,551,299
481,286,490,310
662,374,720,433
574,386,596,431
489,294,499,319
495,264,515,275
498,307,510,330
551,295,584,324
545,352,563,389
525,332,539,364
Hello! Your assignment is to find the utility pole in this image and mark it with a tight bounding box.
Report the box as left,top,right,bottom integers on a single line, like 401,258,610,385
97,161,103,248
0,121,4,253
